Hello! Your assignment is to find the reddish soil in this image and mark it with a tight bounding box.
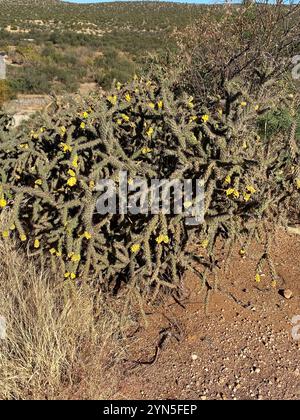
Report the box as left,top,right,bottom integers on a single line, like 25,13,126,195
113,227,300,400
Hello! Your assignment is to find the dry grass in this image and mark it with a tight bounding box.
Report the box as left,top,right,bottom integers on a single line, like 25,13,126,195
0,216,124,400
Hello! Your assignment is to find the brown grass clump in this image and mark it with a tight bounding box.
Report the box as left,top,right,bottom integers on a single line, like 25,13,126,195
0,214,124,400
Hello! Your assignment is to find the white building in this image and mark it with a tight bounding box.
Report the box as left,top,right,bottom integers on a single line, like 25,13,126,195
0,54,7,80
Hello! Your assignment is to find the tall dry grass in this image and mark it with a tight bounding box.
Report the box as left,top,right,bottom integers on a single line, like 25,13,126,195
0,215,124,400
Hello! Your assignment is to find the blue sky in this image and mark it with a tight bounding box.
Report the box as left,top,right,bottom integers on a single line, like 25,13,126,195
63,1,233,3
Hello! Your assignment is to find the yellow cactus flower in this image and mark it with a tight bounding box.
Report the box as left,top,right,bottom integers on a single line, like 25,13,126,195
2,231,9,239
68,169,76,177
116,82,122,91
34,239,40,249
240,101,247,107
156,234,170,244
131,243,141,253
254,105,259,111
224,175,231,185
67,177,77,187
157,100,163,109
188,96,194,109
233,190,240,198
65,271,77,280
226,188,240,198
60,126,66,135
142,147,152,154
60,143,73,153
296,179,300,189
83,231,92,240
201,239,209,249
255,273,261,283
20,143,29,149
35,179,43,186
31,132,39,140
202,114,209,123
20,234,27,242
107,95,117,105
10,224,16,231
80,122,86,129
0,198,7,208
243,192,251,202
50,248,57,255
189,115,197,122
239,249,246,256
246,185,256,194
121,114,130,122
89,180,95,190
226,188,235,196
71,254,81,262
82,111,89,119
65,272,76,280
125,93,131,103
148,102,155,109
146,127,154,137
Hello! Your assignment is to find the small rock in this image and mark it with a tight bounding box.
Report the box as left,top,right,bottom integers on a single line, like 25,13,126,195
191,354,198,361
283,289,293,299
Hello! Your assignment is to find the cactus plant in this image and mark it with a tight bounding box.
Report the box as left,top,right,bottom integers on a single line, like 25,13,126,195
0,76,299,306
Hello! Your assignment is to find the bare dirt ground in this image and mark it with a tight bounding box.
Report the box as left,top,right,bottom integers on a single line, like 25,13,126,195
3,94,52,127
111,227,300,400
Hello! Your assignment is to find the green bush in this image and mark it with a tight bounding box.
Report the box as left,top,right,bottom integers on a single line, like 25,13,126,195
93,49,136,89
258,108,300,140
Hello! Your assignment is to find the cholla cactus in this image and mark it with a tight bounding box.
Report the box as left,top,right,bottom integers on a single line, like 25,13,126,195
0,76,299,305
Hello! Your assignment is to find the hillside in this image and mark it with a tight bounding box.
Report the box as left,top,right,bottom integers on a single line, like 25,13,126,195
0,1,207,98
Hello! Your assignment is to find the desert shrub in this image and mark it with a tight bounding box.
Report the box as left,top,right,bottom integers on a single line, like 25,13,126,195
8,66,52,94
257,107,300,139
0,72,299,306
93,49,136,89
8,63,82,95
177,2,300,100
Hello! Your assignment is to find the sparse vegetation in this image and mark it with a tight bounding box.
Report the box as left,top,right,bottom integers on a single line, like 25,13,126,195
0,0,203,93
0,213,125,400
